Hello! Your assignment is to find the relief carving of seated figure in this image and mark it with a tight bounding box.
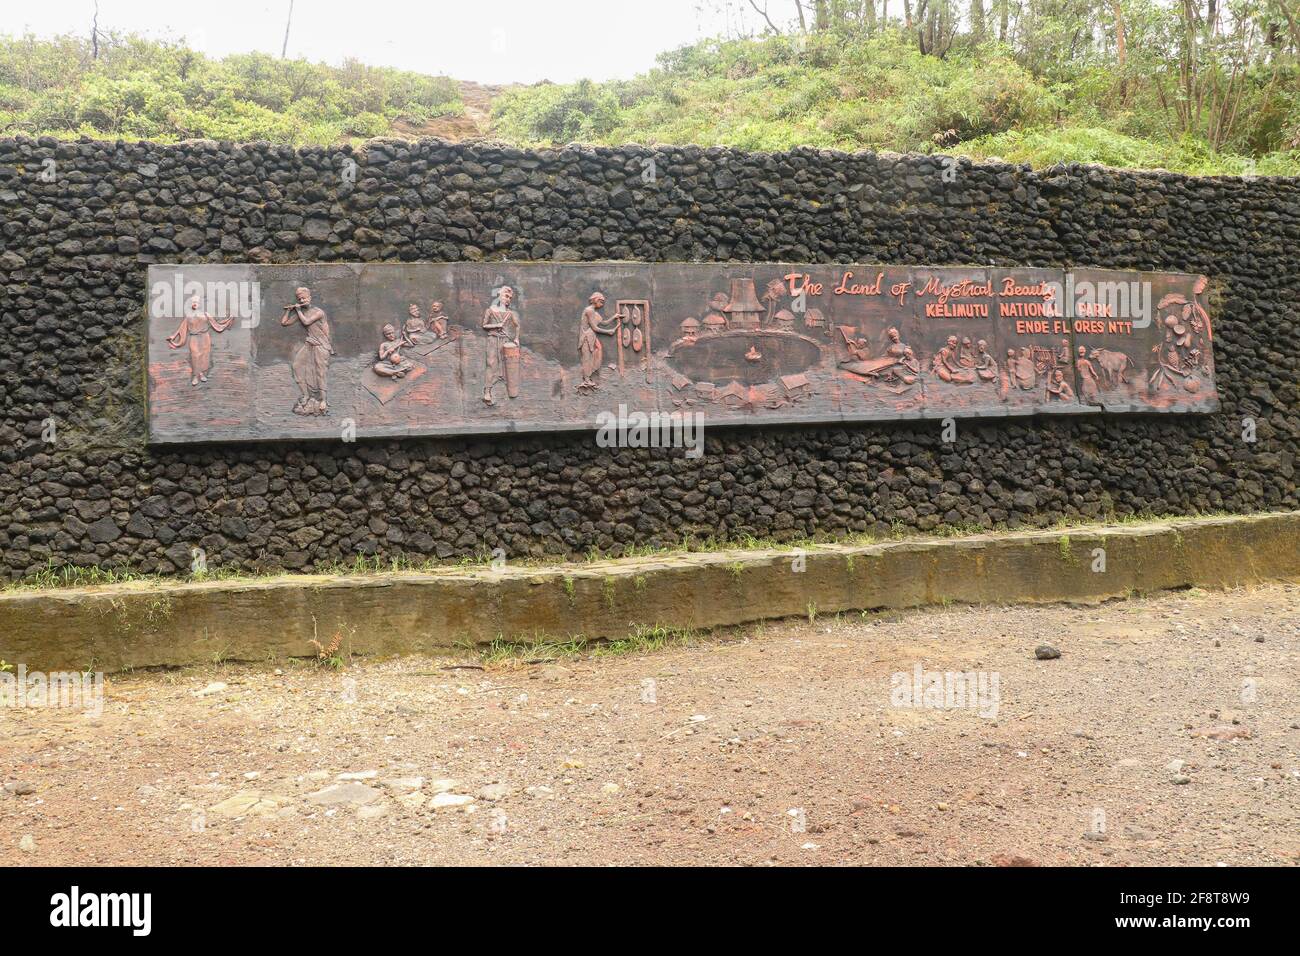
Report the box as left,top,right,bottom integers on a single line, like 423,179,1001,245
959,336,977,369
892,346,920,386
840,326,909,379
374,324,416,378
402,304,437,346
842,331,917,391
427,301,450,339
1046,368,1075,401
931,335,977,384
974,339,998,381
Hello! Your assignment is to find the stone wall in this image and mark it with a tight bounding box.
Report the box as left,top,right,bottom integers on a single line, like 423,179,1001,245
0,136,1296,579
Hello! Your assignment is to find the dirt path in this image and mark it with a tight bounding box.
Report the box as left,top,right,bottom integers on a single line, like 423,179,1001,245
2,584,1298,866
390,81,502,141
457,81,497,134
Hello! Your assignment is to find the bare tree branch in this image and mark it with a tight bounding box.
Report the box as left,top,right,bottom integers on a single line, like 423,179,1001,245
747,0,783,34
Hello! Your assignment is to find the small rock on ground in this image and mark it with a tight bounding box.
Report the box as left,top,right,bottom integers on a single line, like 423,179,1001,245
429,792,475,809
209,792,285,818
305,783,383,807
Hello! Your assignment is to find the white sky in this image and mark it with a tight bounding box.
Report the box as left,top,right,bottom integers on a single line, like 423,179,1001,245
4,0,779,84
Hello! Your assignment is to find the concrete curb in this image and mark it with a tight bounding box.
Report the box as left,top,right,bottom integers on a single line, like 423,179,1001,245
2,512,1297,672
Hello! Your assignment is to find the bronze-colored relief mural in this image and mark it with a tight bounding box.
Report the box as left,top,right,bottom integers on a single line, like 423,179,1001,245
145,262,1219,443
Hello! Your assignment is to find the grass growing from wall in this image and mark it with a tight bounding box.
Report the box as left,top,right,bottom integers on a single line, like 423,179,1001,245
0,510,1248,594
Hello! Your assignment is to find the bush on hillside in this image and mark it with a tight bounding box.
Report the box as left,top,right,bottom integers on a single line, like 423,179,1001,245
0,32,462,144
492,79,621,143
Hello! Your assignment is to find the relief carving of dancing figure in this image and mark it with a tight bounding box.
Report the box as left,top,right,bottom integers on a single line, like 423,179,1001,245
167,294,233,386
280,286,334,416
482,285,521,406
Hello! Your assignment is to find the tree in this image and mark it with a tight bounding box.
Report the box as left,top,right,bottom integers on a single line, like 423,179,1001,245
1109,0,1128,99
747,0,784,33
90,1,101,60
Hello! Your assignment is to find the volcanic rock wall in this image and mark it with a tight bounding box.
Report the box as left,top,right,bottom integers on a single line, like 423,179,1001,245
0,136,1296,578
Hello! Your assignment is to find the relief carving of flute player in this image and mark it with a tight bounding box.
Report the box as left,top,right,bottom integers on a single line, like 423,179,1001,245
281,285,335,416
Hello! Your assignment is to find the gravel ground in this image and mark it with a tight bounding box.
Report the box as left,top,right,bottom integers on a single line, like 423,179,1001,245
2,583,1298,866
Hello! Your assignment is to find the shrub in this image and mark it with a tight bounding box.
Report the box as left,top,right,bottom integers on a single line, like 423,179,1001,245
492,79,621,143
0,31,461,145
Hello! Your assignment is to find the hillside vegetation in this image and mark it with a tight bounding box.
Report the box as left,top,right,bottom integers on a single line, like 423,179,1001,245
492,3,1300,177
0,32,463,145
3,1,1298,176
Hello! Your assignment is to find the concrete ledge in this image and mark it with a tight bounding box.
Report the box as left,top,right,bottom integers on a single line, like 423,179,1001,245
3,512,1298,672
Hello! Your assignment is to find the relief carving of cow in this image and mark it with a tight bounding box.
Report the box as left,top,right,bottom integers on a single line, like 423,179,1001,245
1088,348,1134,389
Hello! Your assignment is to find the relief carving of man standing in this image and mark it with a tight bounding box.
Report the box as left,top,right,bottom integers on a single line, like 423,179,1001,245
281,286,335,416
1075,345,1102,403
577,291,622,393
